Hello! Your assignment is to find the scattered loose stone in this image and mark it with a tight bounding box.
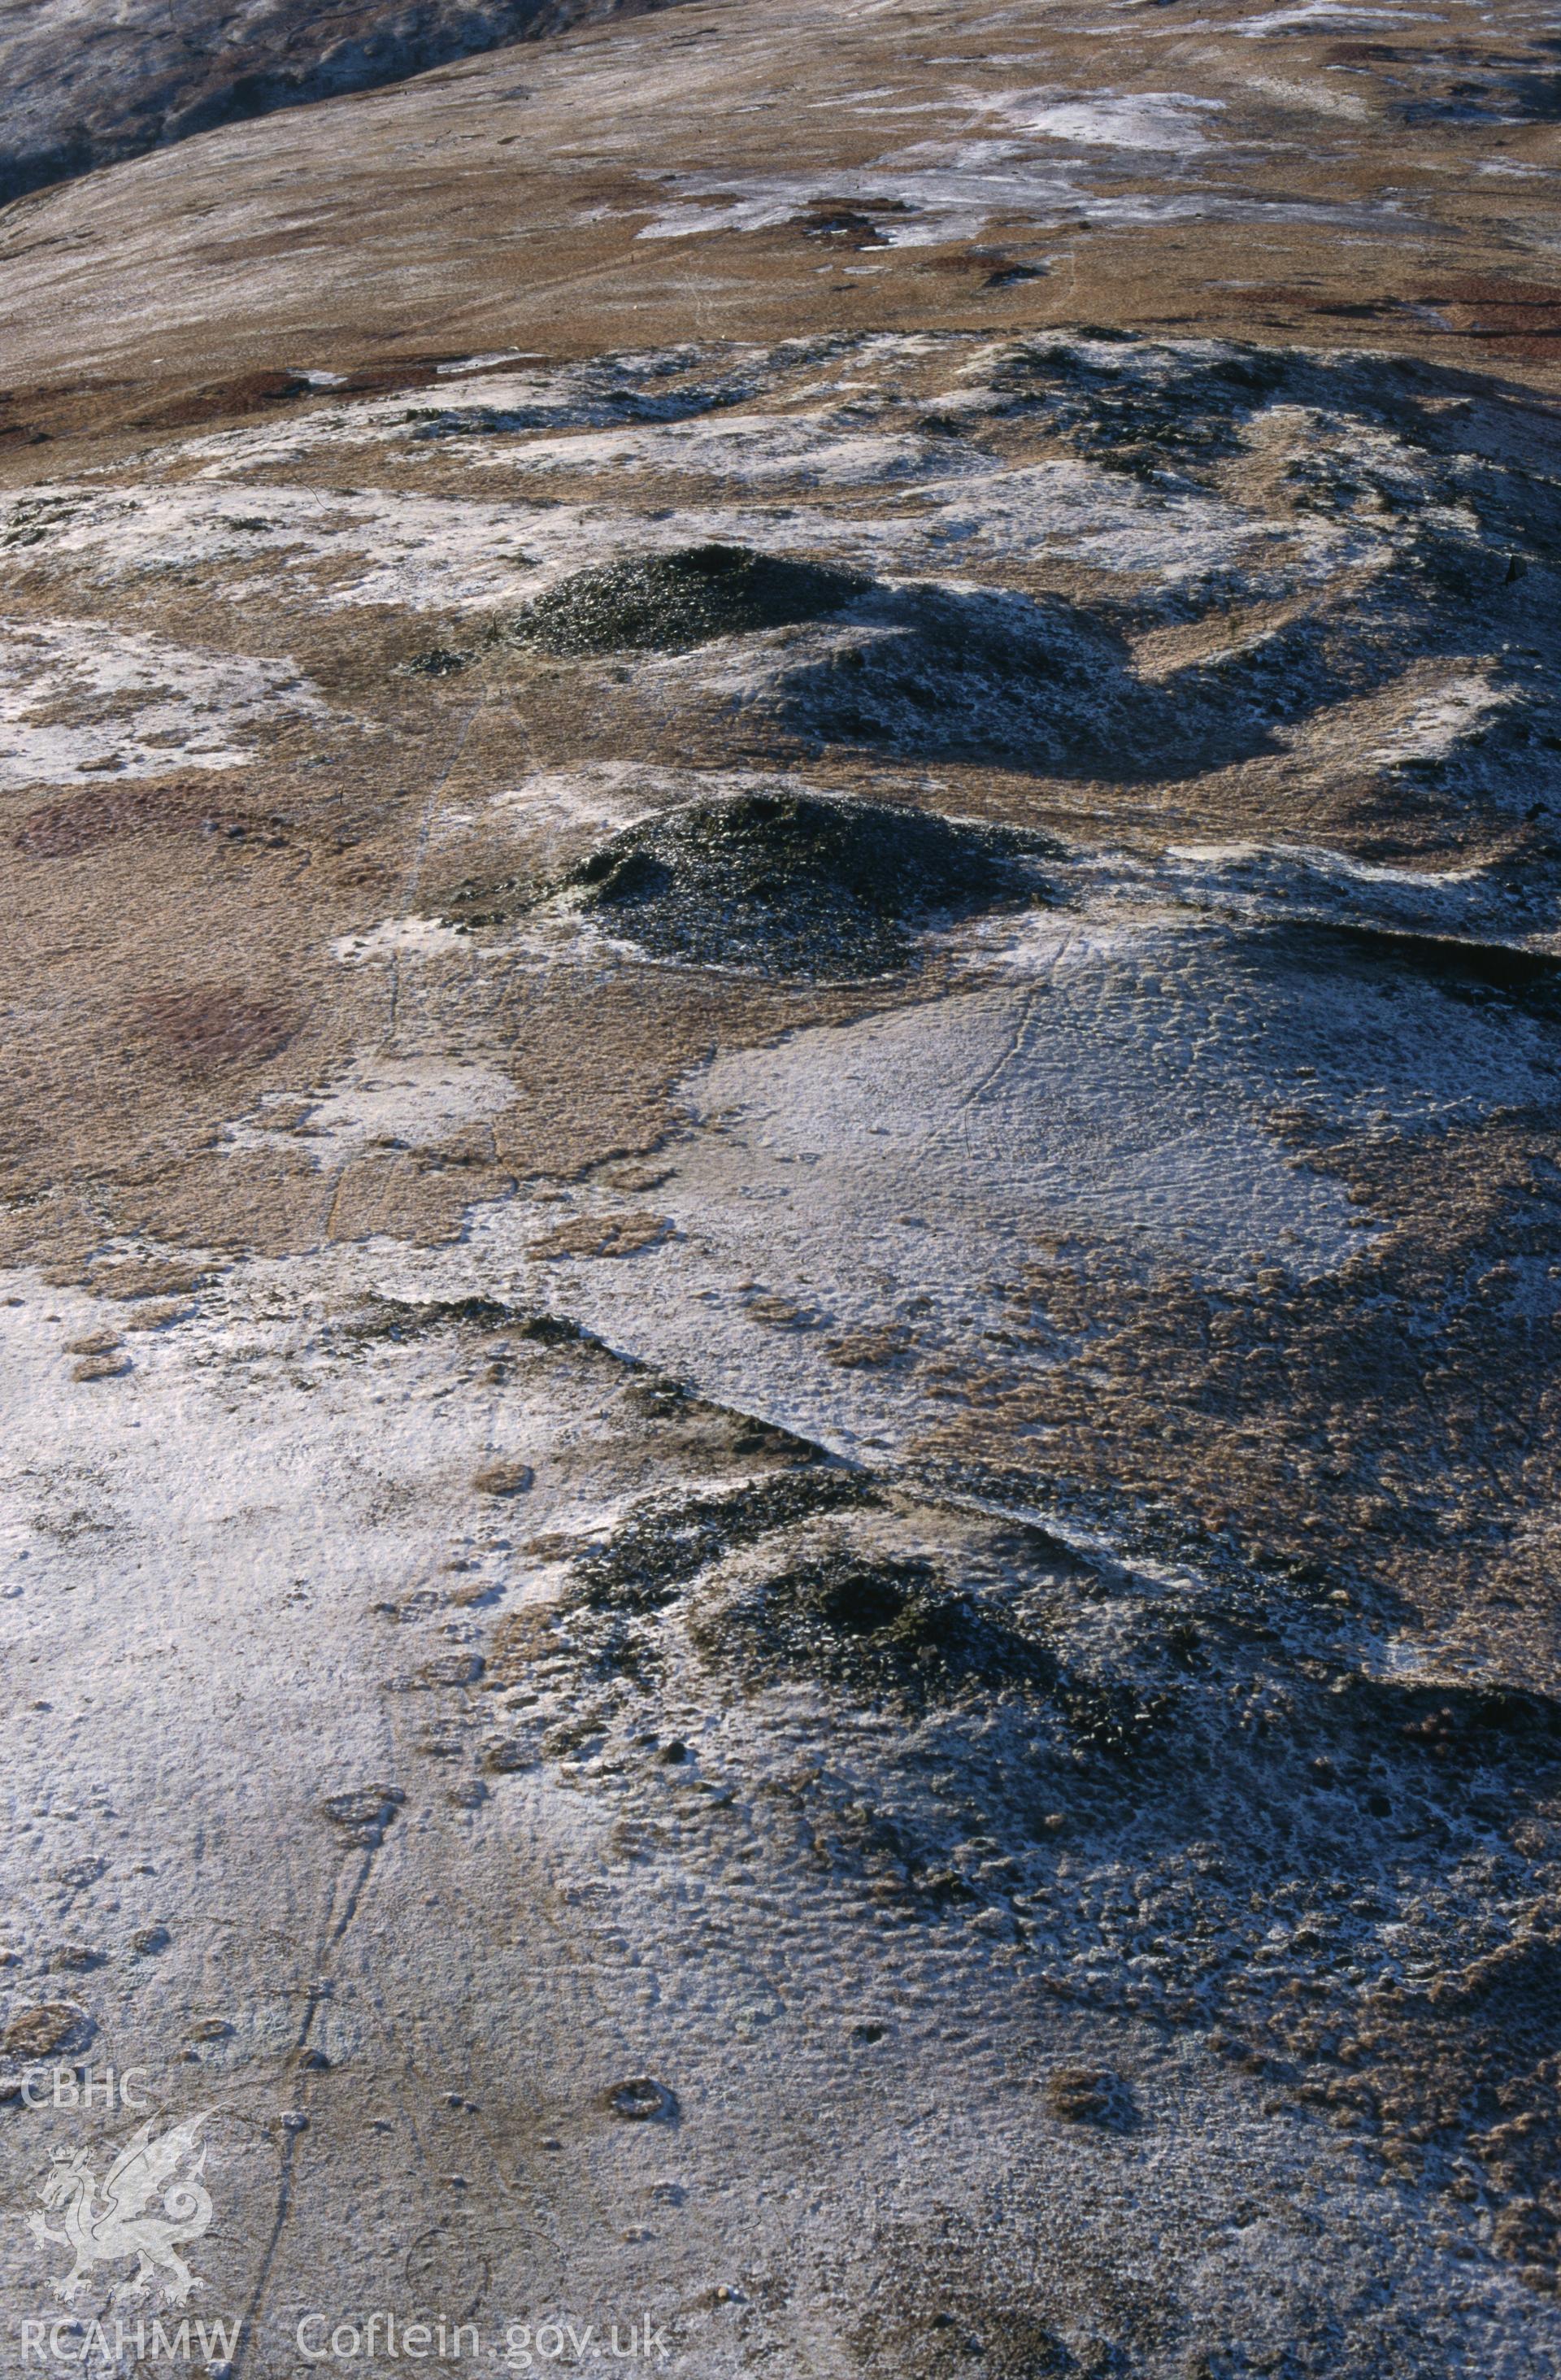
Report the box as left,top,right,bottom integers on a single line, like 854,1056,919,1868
321,1786,406,1846
484,1740,535,1774
472,1460,534,1497
1044,2066,1137,2130
47,1944,106,1971
2,2003,91,2058
604,2077,679,2122
416,1653,485,1688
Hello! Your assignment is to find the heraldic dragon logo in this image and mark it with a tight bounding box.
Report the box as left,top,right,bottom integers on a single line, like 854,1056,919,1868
28,2112,214,2304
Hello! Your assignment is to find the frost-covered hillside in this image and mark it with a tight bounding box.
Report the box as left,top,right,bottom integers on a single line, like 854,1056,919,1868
0,0,648,202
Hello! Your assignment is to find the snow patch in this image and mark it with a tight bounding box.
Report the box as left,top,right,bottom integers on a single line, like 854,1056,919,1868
977,91,1227,151
435,412,968,489
332,916,471,965
0,616,328,788
912,457,1292,581
1367,674,1515,766
224,1057,516,1164
0,483,551,615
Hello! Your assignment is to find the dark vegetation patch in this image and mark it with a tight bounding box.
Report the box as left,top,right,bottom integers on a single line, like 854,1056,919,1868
776,581,1538,786
502,1472,873,1686
846,2291,1073,2380
789,200,911,247
394,339,767,449
702,1546,1164,1738
838,2209,1163,2380
982,334,1447,479
135,984,298,1072
1053,1673,1172,1762
524,790,1057,977
980,329,1561,550
505,542,867,656
17,781,289,858
916,1457,1368,1644
399,643,472,679
125,355,516,432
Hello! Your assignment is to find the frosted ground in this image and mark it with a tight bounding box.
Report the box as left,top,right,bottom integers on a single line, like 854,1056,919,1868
2,0,1561,2373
